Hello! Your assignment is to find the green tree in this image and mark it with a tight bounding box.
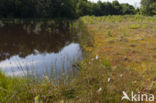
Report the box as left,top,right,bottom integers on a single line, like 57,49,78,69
0,0,14,18
112,0,122,15
76,0,92,16
92,2,101,16
0,0,136,18
150,3,156,15
141,0,156,15
121,4,135,15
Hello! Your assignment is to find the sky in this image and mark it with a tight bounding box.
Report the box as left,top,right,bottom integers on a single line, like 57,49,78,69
89,0,141,7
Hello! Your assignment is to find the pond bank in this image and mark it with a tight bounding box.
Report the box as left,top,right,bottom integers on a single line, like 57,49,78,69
1,15,156,102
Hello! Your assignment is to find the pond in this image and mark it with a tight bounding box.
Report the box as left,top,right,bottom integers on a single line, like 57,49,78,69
0,21,83,78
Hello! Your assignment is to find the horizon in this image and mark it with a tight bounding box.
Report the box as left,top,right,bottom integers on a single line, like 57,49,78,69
89,0,141,7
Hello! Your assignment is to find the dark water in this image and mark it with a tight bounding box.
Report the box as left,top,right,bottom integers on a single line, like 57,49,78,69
0,21,83,77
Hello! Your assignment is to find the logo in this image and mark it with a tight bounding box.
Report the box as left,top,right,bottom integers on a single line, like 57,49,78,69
122,91,154,102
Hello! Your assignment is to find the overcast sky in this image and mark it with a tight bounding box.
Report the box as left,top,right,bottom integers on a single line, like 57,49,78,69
89,0,141,7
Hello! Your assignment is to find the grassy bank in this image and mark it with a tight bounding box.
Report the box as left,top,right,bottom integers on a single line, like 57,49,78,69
78,15,156,102
1,15,156,103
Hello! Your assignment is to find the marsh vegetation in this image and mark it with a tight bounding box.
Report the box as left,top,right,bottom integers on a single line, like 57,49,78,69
0,15,156,103
0,0,156,103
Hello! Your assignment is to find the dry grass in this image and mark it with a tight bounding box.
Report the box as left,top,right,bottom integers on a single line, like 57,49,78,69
79,15,156,102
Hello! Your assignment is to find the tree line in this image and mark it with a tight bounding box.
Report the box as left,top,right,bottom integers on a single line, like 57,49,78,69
141,0,156,16
0,0,155,19
0,0,136,18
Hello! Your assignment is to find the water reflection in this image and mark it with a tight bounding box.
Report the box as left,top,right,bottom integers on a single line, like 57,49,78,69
0,43,82,77
0,21,82,77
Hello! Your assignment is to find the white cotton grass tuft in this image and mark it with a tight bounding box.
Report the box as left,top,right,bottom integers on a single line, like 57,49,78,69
96,55,99,60
108,78,111,82
97,88,102,92
120,74,123,77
